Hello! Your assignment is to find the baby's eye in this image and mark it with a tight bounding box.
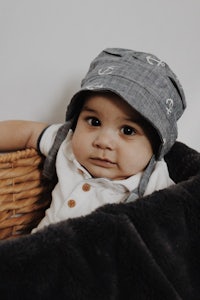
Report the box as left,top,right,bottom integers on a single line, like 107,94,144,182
121,126,136,136
87,117,101,127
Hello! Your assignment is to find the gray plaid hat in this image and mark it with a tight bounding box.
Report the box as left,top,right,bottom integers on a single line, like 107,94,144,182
66,48,186,158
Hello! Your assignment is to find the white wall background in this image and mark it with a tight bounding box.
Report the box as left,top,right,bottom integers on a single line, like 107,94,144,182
0,0,199,151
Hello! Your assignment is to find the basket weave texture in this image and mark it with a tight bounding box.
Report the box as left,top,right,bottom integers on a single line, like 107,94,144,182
0,148,52,240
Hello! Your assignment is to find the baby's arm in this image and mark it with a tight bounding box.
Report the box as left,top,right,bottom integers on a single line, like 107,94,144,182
0,120,48,151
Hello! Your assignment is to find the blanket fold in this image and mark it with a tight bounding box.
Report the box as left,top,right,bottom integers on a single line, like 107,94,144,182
0,141,200,300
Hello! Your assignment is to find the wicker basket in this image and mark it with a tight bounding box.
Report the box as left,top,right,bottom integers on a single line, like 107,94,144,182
0,148,52,240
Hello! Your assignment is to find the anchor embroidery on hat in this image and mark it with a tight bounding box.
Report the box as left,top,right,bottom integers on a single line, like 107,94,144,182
98,66,115,75
146,56,165,67
166,98,174,115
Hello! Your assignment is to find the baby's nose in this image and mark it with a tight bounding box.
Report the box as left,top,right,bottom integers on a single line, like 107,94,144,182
93,129,116,150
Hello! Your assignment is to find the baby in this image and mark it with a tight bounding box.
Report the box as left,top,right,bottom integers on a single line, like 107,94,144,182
0,48,186,232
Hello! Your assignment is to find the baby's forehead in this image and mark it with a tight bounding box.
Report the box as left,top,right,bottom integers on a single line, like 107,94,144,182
83,91,147,124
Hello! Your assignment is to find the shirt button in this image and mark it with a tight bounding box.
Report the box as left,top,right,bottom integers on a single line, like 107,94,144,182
82,183,91,192
67,199,76,208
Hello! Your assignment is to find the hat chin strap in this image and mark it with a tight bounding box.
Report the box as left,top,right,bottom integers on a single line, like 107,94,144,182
125,155,156,203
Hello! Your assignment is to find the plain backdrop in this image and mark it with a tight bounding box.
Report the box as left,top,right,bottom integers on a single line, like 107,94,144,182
0,0,199,151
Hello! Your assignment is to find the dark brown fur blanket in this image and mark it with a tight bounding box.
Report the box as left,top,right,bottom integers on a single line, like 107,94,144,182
0,141,200,300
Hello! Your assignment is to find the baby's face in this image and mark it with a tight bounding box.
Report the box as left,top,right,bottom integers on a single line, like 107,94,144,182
71,94,153,180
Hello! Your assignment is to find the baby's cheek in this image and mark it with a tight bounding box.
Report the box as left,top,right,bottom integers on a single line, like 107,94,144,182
71,135,80,156
120,155,146,175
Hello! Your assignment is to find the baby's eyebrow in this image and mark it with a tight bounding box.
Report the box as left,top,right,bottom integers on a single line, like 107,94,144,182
81,105,97,113
81,105,144,126
124,116,143,124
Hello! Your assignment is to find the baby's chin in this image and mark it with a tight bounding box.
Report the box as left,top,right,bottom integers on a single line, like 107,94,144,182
88,170,130,181
81,163,132,180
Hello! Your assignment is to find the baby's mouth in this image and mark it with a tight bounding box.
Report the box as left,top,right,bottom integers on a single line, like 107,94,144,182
90,157,116,167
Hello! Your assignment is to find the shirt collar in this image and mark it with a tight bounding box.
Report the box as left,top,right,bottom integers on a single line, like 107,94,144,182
114,173,143,192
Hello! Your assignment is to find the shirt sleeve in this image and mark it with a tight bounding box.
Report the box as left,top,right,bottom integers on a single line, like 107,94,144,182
38,124,64,157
